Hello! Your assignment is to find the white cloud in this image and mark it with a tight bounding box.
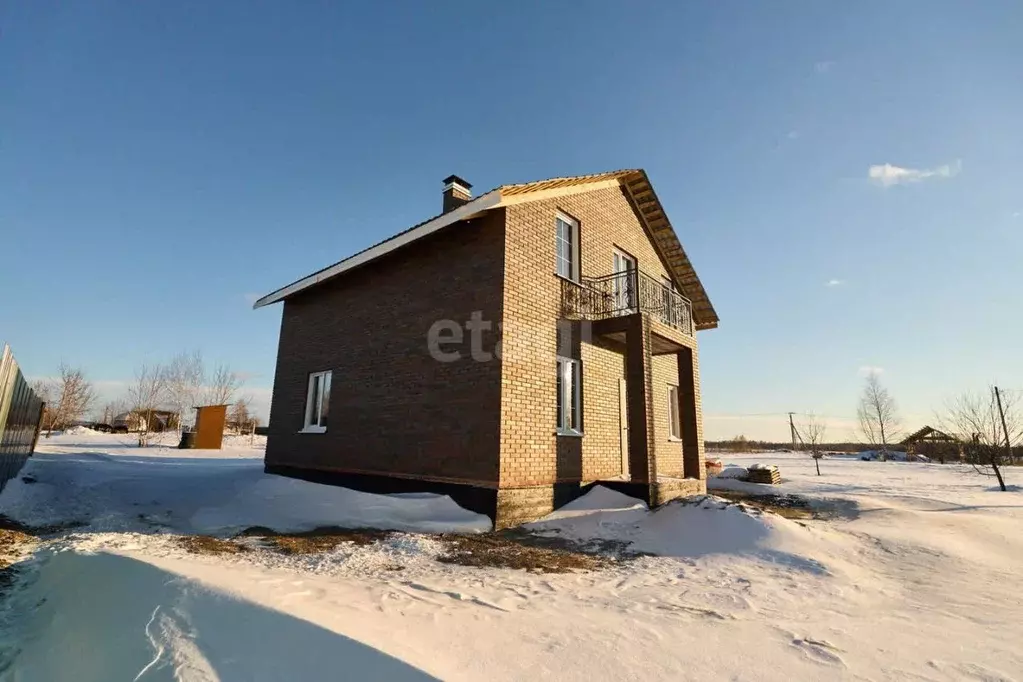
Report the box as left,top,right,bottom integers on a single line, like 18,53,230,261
858,365,884,377
825,279,844,287
814,61,835,74
1012,211,1021,218
786,130,800,140
868,160,961,187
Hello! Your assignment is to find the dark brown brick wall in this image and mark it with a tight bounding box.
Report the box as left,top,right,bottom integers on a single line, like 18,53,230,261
265,210,507,486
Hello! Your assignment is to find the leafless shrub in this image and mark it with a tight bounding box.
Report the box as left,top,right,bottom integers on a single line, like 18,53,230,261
798,414,828,476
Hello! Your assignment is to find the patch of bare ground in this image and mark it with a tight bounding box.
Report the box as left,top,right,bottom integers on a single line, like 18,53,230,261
0,526,38,592
233,525,641,574
712,490,830,517
0,514,84,537
238,526,392,555
178,535,250,556
436,529,643,574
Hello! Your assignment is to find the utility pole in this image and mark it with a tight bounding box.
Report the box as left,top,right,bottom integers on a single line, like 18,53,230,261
995,386,1014,464
788,412,799,451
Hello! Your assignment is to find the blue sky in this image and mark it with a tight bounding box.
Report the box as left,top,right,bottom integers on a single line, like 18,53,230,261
2,1,1020,440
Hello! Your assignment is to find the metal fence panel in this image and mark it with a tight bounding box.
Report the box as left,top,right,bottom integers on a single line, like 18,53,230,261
0,343,45,492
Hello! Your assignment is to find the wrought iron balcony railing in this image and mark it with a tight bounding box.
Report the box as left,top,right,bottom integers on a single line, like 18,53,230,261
560,269,694,336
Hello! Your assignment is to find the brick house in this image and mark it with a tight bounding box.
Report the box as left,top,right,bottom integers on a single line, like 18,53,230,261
253,170,719,527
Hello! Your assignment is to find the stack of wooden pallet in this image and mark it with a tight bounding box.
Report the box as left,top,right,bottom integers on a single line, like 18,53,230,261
746,465,781,485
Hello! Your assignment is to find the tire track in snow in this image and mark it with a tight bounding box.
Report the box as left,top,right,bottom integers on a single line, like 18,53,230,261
134,606,165,681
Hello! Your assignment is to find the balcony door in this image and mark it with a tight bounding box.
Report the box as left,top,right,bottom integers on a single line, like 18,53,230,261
661,275,679,328
612,250,637,313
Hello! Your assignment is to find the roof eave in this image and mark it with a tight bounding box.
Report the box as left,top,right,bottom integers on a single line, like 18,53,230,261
252,190,502,309
252,170,719,330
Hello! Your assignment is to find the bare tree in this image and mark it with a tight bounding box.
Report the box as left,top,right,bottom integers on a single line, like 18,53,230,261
940,388,1021,492
857,372,900,459
30,380,56,433
166,350,205,430
127,364,169,446
227,397,255,433
799,414,828,476
204,364,242,406
33,364,97,436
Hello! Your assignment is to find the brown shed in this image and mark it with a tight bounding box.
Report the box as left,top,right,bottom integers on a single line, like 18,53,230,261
193,404,228,450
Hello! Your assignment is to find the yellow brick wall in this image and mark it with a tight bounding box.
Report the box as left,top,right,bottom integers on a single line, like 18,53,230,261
580,340,626,480
499,184,705,488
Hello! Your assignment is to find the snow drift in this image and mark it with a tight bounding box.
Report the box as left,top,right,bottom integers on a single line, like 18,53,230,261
0,549,437,681
191,476,490,535
0,446,490,535
530,486,828,571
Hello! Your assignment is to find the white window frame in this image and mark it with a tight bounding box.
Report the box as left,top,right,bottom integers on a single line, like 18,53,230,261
555,213,580,282
556,356,582,435
301,370,332,433
667,384,682,440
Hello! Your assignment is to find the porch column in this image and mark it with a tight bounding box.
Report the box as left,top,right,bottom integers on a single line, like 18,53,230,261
676,346,705,480
624,314,657,484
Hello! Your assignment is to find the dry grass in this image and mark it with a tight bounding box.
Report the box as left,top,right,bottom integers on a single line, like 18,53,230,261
234,524,636,574
178,535,250,556
239,526,391,555
436,530,628,574
0,513,83,537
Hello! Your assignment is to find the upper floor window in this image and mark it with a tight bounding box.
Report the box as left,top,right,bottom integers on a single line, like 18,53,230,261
555,213,579,281
303,370,332,433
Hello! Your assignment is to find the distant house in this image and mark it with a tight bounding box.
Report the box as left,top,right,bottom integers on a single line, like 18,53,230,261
253,170,719,527
113,410,178,433
901,426,962,463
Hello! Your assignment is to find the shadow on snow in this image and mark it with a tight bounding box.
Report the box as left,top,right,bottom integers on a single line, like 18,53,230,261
1,550,437,681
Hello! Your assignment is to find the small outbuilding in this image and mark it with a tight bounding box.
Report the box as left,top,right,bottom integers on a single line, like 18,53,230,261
901,426,962,463
192,404,228,450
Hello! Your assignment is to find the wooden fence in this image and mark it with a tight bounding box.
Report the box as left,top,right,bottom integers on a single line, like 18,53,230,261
0,343,45,492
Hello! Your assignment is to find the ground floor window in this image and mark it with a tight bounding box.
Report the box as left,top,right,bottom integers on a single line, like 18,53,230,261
556,356,582,434
303,370,332,432
667,384,682,440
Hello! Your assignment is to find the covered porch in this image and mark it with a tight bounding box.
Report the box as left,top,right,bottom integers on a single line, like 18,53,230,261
557,306,705,507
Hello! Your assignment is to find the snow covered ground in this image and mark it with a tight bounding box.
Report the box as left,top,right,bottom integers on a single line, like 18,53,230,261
0,434,1021,681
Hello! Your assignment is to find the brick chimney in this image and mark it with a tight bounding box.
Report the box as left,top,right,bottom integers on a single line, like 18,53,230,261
442,175,472,212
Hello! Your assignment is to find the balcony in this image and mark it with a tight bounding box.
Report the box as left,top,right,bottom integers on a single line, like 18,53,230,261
560,269,694,336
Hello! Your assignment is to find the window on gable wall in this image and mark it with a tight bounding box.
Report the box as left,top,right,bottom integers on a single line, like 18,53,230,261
556,356,582,434
555,213,579,281
303,370,332,432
